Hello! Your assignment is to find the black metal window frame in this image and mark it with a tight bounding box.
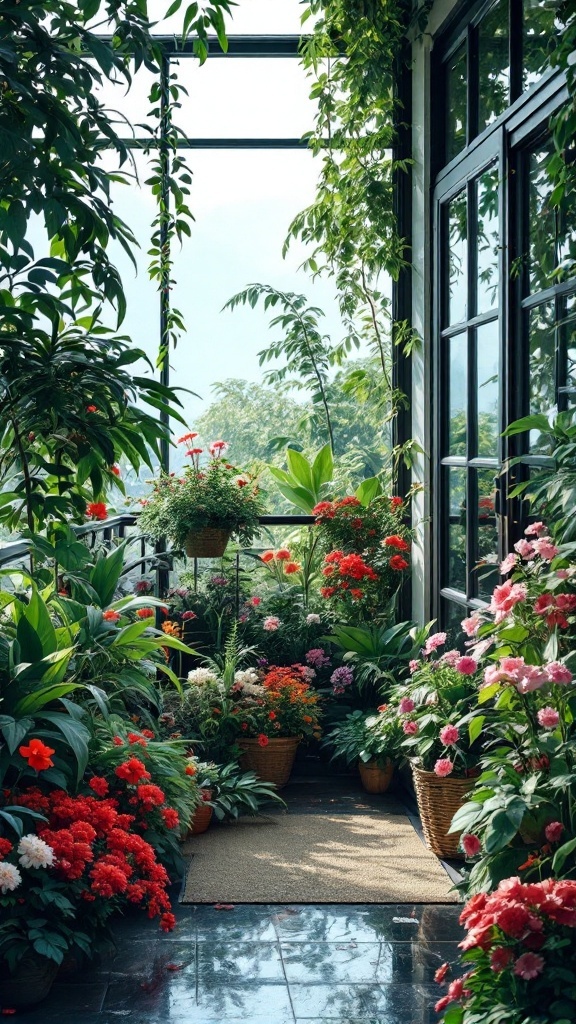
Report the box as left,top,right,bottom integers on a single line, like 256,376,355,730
431,7,571,630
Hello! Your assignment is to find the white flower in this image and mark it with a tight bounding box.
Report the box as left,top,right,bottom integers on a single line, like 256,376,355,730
0,862,22,893
301,666,316,682
187,668,218,686
241,681,266,697
234,669,260,687
18,834,54,870
306,614,321,625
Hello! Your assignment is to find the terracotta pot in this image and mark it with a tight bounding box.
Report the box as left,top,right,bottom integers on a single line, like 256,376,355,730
237,736,300,788
184,527,231,559
0,953,59,1007
358,758,394,793
412,765,477,860
188,791,214,835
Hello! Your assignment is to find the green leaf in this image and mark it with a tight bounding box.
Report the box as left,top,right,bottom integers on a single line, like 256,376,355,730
468,715,485,745
355,476,382,506
552,836,576,873
286,448,314,492
311,443,334,491
90,542,127,607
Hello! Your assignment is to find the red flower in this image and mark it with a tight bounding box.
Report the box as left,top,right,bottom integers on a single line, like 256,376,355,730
390,496,403,509
275,549,291,561
260,551,275,563
86,502,108,521
19,738,55,771
177,432,198,443
383,535,410,551
389,555,409,571
115,758,151,785
284,562,301,574
88,777,109,797
128,732,148,747
181,610,197,620
241,722,248,731
135,784,166,808
350,588,364,599
0,838,13,859
160,912,176,932
112,736,124,747
434,962,450,983
103,609,121,622
268,711,277,720
257,734,269,747
161,808,180,829
110,464,121,476
86,404,98,413
136,608,155,619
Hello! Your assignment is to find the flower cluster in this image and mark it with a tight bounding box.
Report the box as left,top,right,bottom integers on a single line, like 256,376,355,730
435,877,576,1021
313,494,407,555
320,550,378,605
232,664,322,742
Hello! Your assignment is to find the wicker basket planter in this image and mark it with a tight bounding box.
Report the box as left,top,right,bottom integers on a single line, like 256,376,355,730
188,796,214,836
358,758,394,794
412,765,477,860
184,527,231,559
237,736,300,788
0,954,59,1007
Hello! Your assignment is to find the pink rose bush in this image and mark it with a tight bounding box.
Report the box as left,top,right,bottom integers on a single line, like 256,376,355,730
435,878,576,1024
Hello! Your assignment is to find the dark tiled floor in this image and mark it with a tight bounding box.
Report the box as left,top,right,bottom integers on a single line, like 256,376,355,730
5,773,465,1022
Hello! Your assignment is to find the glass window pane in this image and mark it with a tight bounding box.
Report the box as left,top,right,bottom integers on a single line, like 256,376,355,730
173,57,314,138
447,190,468,326
446,43,467,162
528,147,556,293
476,166,500,314
563,293,576,402
448,334,467,456
478,0,510,132
476,469,499,599
529,302,556,449
446,467,467,593
523,0,558,91
441,598,468,647
477,321,500,458
89,63,157,138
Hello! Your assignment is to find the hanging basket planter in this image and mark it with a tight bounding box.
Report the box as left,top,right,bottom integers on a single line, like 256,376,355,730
358,758,394,794
237,736,300,789
412,765,477,860
184,527,232,559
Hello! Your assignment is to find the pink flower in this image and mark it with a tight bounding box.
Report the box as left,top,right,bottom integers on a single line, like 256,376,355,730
489,580,528,623
500,553,518,574
399,697,415,714
483,664,507,686
545,661,573,684
516,665,549,693
439,724,459,746
263,616,281,632
409,659,419,674
402,720,418,735
555,594,576,611
434,962,450,983
181,610,197,621
545,821,564,843
208,440,229,457
556,569,570,580
514,538,535,559
461,613,482,637
462,833,482,858
434,758,454,777
525,521,547,537
490,946,514,972
434,996,451,1014
513,952,544,980
423,632,447,655
441,649,461,666
533,538,560,561
456,656,477,675
537,706,560,729
501,656,527,676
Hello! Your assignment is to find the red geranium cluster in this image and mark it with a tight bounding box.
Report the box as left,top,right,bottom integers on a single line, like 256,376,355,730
435,876,576,1019
8,786,175,931
320,550,378,603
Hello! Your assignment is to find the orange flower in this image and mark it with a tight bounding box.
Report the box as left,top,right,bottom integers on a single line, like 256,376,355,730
185,765,197,776
303,715,312,724
284,562,301,574
103,609,121,622
162,621,181,638
19,738,55,771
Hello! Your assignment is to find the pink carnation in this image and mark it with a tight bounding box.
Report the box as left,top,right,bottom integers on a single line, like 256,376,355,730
537,706,559,729
402,720,418,735
489,580,528,623
434,758,454,777
545,821,564,843
461,612,482,637
441,649,461,666
461,833,482,858
409,659,420,674
456,656,477,675
532,537,560,561
513,952,544,980
516,665,549,693
399,697,415,714
545,661,573,684
263,616,281,632
439,724,459,746
524,521,547,537
423,632,447,655
514,538,535,559
500,553,518,574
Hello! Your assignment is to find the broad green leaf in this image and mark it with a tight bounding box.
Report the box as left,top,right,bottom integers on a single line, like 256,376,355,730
286,448,314,492
312,443,334,491
90,542,127,607
355,476,382,506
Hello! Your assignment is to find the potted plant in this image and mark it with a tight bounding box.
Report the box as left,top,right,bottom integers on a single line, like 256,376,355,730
185,758,217,835
184,758,285,831
396,633,483,859
138,435,266,558
323,707,401,793
232,664,322,788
